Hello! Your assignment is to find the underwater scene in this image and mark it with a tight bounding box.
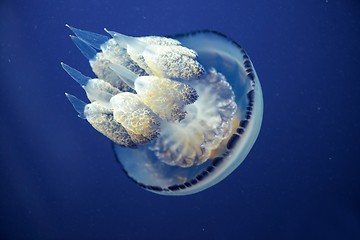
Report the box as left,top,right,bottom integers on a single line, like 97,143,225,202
1,0,359,239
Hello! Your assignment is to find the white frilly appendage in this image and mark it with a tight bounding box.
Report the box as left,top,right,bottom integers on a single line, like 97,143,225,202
151,69,237,167
63,26,236,167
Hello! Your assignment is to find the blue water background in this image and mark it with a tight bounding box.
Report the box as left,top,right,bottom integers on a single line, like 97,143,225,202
1,0,359,239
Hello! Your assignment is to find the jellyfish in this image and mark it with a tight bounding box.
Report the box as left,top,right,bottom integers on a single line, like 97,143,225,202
62,25,263,195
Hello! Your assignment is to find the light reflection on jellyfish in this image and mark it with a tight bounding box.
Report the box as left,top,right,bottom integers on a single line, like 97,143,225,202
62,25,263,195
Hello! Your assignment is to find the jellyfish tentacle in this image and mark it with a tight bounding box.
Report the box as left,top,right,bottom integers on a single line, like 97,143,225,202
69,35,97,60
66,24,109,50
104,29,147,52
62,62,120,105
89,39,146,91
61,63,90,86
104,29,153,75
84,78,121,100
83,84,113,108
65,93,87,119
108,63,138,89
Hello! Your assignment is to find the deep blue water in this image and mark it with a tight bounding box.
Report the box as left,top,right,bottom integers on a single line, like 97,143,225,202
1,0,360,239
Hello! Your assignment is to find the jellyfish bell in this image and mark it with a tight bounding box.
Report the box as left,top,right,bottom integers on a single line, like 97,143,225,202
62,26,263,195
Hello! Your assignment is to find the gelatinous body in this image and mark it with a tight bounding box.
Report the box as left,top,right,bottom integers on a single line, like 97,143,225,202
62,26,263,195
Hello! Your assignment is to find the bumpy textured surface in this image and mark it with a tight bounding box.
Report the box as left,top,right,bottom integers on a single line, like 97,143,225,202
142,45,204,79
135,76,198,121
109,33,205,80
84,102,136,147
111,93,160,144
138,36,181,46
